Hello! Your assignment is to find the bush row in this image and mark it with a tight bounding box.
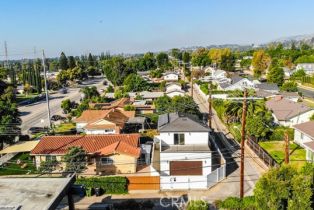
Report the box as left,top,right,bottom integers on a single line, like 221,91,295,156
75,176,127,194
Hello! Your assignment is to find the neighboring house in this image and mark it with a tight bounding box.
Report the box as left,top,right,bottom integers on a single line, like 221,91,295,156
89,98,130,110
255,83,279,94
166,83,182,92
266,96,314,127
278,91,300,102
217,75,259,91
74,109,135,134
139,91,164,100
132,100,155,114
166,89,186,98
165,83,185,98
293,121,314,162
30,134,142,175
155,113,213,190
163,72,179,82
296,63,314,75
211,69,227,80
283,67,295,78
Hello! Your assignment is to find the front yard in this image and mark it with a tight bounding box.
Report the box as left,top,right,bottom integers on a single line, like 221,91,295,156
259,141,307,169
0,153,37,176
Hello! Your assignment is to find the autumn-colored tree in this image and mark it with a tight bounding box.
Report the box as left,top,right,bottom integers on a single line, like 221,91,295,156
252,50,271,77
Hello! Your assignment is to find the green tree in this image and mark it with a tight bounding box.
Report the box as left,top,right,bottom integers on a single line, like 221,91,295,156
61,99,72,114
80,86,100,100
156,52,170,68
87,53,95,67
68,56,76,69
267,67,284,86
281,81,298,92
0,83,21,149
59,52,68,70
252,50,271,77
63,146,87,173
171,48,182,60
291,69,306,80
123,73,148,92
191,48,210,67
254,164,313,210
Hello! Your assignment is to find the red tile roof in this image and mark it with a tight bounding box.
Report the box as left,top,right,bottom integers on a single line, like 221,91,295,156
74,110,111,123
31,134,141,157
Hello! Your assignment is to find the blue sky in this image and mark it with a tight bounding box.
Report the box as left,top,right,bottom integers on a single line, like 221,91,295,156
1,0,314,58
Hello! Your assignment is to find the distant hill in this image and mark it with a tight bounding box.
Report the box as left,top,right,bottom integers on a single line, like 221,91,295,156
269,33,314,47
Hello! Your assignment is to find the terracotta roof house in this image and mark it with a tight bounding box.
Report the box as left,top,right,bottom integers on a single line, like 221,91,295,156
266,96,314,127
293,121,314,162
31,134,141,175
74,108,135,134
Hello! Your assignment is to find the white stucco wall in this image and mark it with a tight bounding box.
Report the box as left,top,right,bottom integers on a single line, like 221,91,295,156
294,129,313,146
159,132,209,145
159,152,212,190
275,110,314,127
76,122,88,132
85,129,116,135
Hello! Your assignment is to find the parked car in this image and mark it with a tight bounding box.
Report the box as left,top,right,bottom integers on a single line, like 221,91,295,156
51,115,66,121
59,88,67,94
28,127,49,135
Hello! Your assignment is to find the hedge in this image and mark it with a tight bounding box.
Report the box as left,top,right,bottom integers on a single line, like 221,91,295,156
216,196,256,210
187,200,209,210
76,176,127,194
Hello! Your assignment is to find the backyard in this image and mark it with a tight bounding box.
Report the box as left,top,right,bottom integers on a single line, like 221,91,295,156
259,141,307,169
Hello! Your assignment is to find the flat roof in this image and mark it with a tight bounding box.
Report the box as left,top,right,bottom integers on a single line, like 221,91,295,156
0,141,39,154
0,176,75,210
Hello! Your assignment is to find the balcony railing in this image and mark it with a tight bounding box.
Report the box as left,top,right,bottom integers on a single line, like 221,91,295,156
161,144,211,152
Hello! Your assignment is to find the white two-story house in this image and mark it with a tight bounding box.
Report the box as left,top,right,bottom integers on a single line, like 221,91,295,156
155,113,213,190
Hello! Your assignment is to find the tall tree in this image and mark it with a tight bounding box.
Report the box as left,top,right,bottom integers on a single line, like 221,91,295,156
252,50,271,77
59,52,68,70
156,52,169,68
267,67,284,86
87,53,94,67
68,56,76,69
63,147,87,173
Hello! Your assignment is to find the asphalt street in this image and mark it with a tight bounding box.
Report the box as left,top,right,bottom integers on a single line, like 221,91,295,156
19,77,106,134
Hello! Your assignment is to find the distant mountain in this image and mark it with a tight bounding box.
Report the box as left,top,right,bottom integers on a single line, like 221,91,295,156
269,33,314,47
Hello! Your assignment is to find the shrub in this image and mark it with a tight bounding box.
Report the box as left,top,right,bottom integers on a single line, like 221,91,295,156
76,176,127,194
187,200,209,210
124,104,135,111
218,197,242,209
269,127,294,141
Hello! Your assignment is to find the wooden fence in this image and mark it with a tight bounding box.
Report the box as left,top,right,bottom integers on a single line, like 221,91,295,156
247,138,279,168
127,176,160,191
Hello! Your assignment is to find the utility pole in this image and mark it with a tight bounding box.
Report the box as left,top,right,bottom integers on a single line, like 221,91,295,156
41,50,52,129
240,88,248,199
208,83,212,129
4,41,8,68
191,65,194,98
284,131,289,164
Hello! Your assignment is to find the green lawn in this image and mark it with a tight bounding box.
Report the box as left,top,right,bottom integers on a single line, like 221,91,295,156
0,153,37,176
54,123,76,133
259,141,307,169
16,94,39,103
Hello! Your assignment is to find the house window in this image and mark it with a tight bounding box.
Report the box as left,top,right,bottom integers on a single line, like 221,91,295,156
301,133,304,140
174,134,185,145
46,155,56,162
101,157,114,165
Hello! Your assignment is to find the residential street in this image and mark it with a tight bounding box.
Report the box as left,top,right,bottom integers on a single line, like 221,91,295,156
188,85,266,201
19,77,106,134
